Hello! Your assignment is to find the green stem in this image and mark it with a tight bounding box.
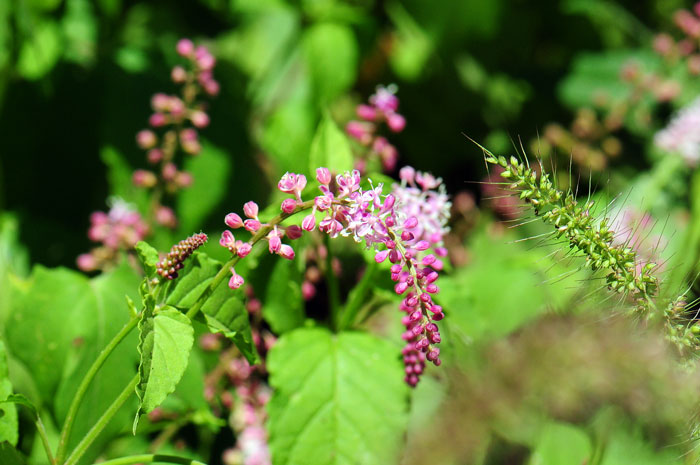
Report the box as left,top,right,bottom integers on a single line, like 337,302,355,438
56,316,140,464
339,261,378,330
36,415,56,465
325,235,341,330
64,375,139,465
88,454,205,465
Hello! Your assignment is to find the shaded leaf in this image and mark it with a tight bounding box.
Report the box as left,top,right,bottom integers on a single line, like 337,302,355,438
308,113,353,175
0,341,17,446
16,20,62,80
262,258,304,334
303,22,358,102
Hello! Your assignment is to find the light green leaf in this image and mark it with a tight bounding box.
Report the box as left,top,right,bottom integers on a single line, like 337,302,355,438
528,422,591,465
16,20,62,80
260,99,315,174
0,342,17,446
177,140,231,234
166,253,257,363
134,241,160,278
62,0,97,66
386,2,433,81
267,327,409,465
303,22,358,102
262,258,304,334
134,306,194,432
308,113,353,175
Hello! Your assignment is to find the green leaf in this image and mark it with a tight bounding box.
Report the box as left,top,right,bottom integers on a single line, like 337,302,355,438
16,20,62,80
308,113,354,175
262,258,304,334
135,241,160,278
260,99,316,174
100,146,148,211
177,140,231,235
166,253,257,363
303,22,358,103
267,327,409,465
134,306,193,433
61,0,97,66
386,2,433,81
0,442,25,465
0,341,17,446
527,422,591,465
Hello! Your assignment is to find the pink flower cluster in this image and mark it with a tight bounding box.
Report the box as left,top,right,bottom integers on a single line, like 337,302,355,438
654,97,700,166
77,199,149,272
221,166,450,386
346,85,405,172
132,38,219,228
651,3,700,76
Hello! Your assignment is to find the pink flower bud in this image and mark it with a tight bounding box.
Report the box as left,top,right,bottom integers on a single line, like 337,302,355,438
244,219,261,232
243,201,259,218
176,38,194,57
422,254,436,266
225,213,243,229
415,240,430,251
228,268,244,289
278,244,295,260
195,45,216,70
155,206,177,228
190,110,210,128
435,247,448,257
171,65,187,83
356,104,377,121
302,214,316,231
149,113,167,127
220,230,235,248
147,148,164,164
237,242,252,257
316,167,331,185
399,166,416,183
426,283,439,294
151,93,170,111
390,264,402,274
176,171,193,188
136,130,157,149
302,281,316,300
162,162,177,181
401,231,414,241
281,198,297,214
203,79,220,96
375,250,390,263
295,174,307,192
386,112,406,132
268,235,281,253
426,348,440,362
403,217,418,229
278,172,297,192
383,194,395,211
345,121,373,144
286,225,303,240
425,271,439,283
395,282,409,294
77,253,97,271
132,170,157,188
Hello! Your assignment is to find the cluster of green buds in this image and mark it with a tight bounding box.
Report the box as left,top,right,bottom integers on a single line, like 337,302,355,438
484,152,658,311
663,295,700,357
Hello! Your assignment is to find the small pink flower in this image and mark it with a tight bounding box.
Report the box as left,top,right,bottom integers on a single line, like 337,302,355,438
302,214,316,231
136,130,157,149
220,230,235,248
286,225,303,240
399,166,416,184
267,230,282,253
149,113,167,127
171,65,187,83
176,38,194,57
386,113,406,132
243,201,259,218
281,198,297,214
278,244,295,260
225,213,243,229
356,104,377,121
244,219,261,232
316,167,331,185
302,281,316,300
76,253,97,272
190,110,210,128
229,268,244,289
237,242,252,257
278,172,297,192
132,170,157,188
155,206,177,228
147,149,163,164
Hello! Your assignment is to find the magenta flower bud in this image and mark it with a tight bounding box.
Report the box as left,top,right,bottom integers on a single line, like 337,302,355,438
435,247,448,257
195,45,216,70
383,194,395,211
190,110,210,128
281,198,297,214
386,112,406,132
405,295,418,307
403,217,418,229
391,264,402,274
228,268,244,289
415,240,430,251
421,255,436,267
425,271,439,283
316,167,331,185
385,216,395,227
386,240,396,249
302,214,316,231
411,325,423,337
203,79,220,96
395,282,409,294
237,242,252,257
420,293,431,303
432,259,444,271
426,283,439,294
429,304,442,314
244,219,261,232
429,332,441,343
243,201,259,218
425,323,438,332
399,166,416,183
268,235,281,253
136,130,157,149
180,128,198,142
346,121,373,144
286,225,303,240
162,162,177,181
302,280,316,300
374,249,390,263
77,253,97,271
225,213,243,229
132,170,157,188
147,148,164,164
389,250,400,263
176,38,194,57
171,65,187,83
401,231,414,241
278,172,297,192
426,348,440,362
391,273,400,282
220,230,235,248
431,311,444,321
155,206,177,228
356,104,377,121
278,244,295,260
149,113,167,127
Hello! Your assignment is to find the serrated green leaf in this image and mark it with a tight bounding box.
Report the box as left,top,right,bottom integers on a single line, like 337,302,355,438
16,20,62,80
177,140,231,235
308,113,354,175
0,341,17,446
166,253,257,363
267,327,408,465
303,22,358,102
262,258,304,334
134,306,193,433
134,241,159,277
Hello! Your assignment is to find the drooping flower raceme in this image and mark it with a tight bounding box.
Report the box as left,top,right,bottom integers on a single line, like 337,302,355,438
654,96,700,166
219,167,450,387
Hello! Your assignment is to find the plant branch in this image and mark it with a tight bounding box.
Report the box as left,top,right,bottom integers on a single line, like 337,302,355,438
88,454,206,465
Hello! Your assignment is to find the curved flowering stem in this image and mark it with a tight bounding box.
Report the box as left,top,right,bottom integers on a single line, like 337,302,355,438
85,455,206,465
